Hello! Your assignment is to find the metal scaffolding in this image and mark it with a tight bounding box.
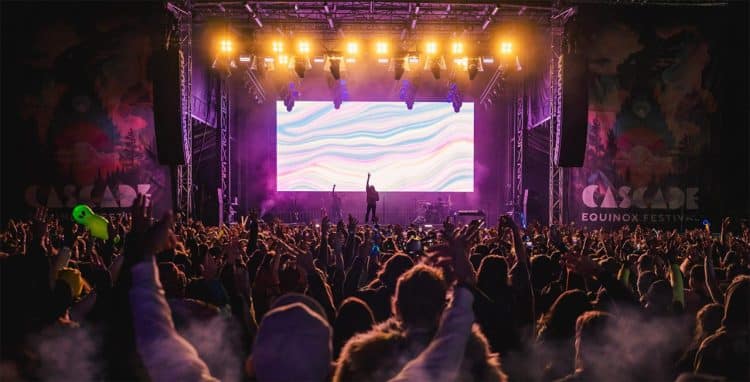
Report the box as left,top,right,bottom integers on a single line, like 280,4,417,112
218,77,231,224
511,85,526,220
548,5,574,225
174,3,194,218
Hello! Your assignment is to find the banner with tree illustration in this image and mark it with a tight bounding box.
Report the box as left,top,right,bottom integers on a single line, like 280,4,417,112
567,7,722,228
1,4,170,217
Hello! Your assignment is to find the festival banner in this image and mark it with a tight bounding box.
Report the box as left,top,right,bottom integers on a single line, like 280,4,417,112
568,9,718,228
3,6,171,216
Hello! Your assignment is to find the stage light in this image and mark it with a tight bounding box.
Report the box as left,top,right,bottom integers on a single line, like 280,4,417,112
425,41,438,55
375,41,389,55
346,41,359,55
283,82,298,112
451,41,464,55
424,56,446,80
278,55,289,65
408,55,419,64
467,57,483,80
430,61,441,79
325,53,343,79
328,57,341,79
392,57,406,80
219,38,233,54
377,57,389,64
293,56,311,78
491,5,499,16
447,82,462,113
264,57,275,63
501,41,513,55
482,56,495,64
313,57,325,63
239,55,252,63
297,40,311,55
345,57,356,63
453,57,468,69
399,79,416,109
272,40,284,53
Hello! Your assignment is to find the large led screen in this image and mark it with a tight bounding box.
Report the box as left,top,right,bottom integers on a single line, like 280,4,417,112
277,101,474,192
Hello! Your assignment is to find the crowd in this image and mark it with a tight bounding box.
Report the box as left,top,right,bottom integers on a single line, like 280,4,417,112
0,196,748,382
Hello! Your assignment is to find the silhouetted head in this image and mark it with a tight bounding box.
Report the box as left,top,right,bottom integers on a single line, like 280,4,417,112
376,254,414,291
693,303,723,345
538,289,593,342
333,297,375,357
369,185,376,193
574,310,613,371
393,264,447,328
722,275,750,331
477,255,508,296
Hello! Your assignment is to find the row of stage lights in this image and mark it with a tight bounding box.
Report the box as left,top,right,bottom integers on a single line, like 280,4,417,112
215,36,519,81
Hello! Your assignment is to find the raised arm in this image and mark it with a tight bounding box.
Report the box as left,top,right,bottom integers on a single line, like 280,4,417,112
704,242,723,304
332,184,336,197
366,173,371,190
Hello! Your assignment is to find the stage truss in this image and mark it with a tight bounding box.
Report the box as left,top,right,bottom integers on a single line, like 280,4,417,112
172,4,194,218
166,0,713,223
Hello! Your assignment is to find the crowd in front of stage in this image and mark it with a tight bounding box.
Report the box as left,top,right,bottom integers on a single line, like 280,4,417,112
0,197,748,382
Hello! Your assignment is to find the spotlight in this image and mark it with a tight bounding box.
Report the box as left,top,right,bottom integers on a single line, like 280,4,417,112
346,41,359,55
272,40,284,53
425,41,438,55
501,41,513,55
219,38,233,53
277,55,289,65
451,41,464,55
375,41,389,55
297,40,311,55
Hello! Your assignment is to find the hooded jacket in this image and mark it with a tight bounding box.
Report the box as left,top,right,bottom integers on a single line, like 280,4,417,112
334,314,506,382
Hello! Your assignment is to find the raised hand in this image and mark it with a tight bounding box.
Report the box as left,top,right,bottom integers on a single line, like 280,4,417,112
347,214,358,233
563,251,602,278
31,206,49,244
131,194,152,234
442,216,455,238
322,215,330,234
202,252,219,280
430,219,478,286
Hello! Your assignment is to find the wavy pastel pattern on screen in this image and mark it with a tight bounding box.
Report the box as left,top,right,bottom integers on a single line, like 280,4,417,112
277,101,474,192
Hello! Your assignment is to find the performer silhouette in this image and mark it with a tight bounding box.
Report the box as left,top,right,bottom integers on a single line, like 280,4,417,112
365,173,379,223
331,184,343,222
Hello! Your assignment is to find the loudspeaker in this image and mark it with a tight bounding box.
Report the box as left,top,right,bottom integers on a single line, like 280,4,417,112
556,53,589,167
151,47,185,165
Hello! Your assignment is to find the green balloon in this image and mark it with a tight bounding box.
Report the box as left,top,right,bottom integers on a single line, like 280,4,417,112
72,204,109,240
